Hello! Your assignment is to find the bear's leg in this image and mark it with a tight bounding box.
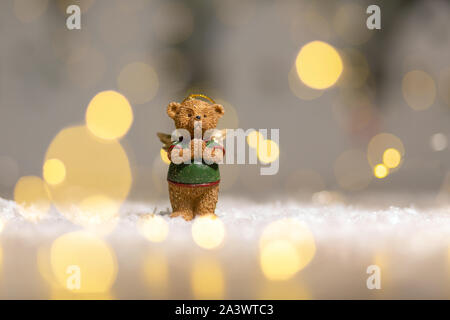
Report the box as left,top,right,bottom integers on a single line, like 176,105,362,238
194,185,219,217
168,184,195,221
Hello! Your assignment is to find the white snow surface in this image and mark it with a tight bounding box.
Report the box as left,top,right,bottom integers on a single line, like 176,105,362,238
1,195,450,299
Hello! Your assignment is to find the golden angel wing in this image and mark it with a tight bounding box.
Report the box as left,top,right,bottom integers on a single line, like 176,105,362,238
157,132,172,151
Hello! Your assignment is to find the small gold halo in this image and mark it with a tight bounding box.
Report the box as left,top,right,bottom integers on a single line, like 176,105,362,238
182,94,215,104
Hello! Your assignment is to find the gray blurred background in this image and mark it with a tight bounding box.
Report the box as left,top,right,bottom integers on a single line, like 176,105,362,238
0,0,449,203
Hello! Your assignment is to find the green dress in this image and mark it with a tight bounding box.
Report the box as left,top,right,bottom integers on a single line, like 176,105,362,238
167,140,223,186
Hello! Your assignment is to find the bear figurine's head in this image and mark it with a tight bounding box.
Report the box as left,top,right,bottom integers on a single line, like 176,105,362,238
167,96,225,137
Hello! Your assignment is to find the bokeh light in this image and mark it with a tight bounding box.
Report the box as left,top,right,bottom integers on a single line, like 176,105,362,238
191,257,225,299
247,130,264,149
138,214,169,243
86,91,134,140
382,148,402,169
430,133,448,152
14,176,50,221
257,140,280,164
295,41,343,90
14,0,48,23
334,149,372,191
43,158,66,186
402,70,436,111
50,231,117,294
259,219,316,281
117,62,159,105
374,164,389,179
45,126,132,231
192,215,225,250
367,133,405,169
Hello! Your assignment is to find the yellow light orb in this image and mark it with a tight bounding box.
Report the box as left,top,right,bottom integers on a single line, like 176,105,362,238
367,133,405,168
191,257,225,299
45,126,132,231
43,158,66,185
374,164,389,179
259,219,316,281
50,231,118,293
257,140,280,164
260,240,301,281
247,131,264,149
14,176,50,221
86,90,134,140
191,215,225,250
160,149,171,165
138,214,169,243
382,148,401,169
295,41,343,89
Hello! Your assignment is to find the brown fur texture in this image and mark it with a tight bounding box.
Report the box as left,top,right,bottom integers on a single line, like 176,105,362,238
168,184,219,221
166,97,224,220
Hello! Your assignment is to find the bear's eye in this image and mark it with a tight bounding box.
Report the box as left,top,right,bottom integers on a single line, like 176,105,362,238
188,113,192,117
204,114,207,118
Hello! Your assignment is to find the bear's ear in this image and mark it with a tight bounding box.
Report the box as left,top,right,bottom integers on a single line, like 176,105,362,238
167,102,181,119
212,104,225,118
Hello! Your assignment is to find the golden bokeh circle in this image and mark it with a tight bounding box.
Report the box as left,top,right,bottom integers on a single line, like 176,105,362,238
374,164,389,179
259,219,316,281
14,176,50,221
45,126,132,231
382,148,401,169
50,231,118,293
43,158,66,186
86,91,134,140
191,215,225,250
295,41,343,90
367,133,405,169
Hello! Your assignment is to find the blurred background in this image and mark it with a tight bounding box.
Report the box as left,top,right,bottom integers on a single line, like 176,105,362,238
0,0,450,300
0,0,449,204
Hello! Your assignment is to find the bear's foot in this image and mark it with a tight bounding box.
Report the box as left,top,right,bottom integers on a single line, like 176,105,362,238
170,210,194,221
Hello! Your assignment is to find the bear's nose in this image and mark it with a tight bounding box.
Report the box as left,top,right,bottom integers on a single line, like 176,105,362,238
195,115,201,120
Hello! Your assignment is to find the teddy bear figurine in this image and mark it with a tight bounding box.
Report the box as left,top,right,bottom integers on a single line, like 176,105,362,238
157,94,225,221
